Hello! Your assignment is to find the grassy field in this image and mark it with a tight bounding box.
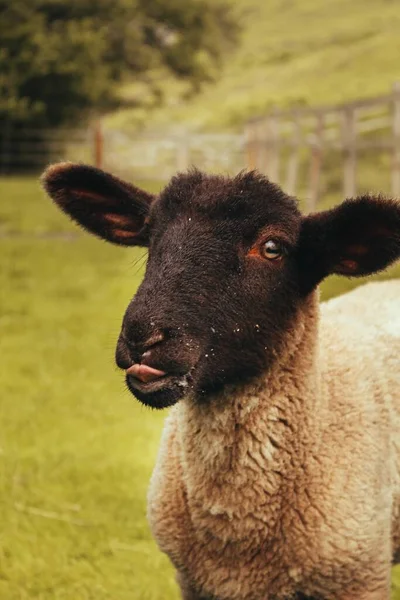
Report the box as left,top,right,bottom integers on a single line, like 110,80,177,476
1,176,400,599
106,0,400,132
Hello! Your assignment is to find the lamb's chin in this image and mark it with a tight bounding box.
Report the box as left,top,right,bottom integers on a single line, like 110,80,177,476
126,373,188,409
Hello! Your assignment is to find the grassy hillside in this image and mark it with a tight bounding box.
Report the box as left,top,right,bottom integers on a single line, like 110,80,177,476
106,0,400,132
1,177,400,599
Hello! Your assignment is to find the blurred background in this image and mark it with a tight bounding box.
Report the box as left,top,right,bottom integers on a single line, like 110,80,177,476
1,0,400,598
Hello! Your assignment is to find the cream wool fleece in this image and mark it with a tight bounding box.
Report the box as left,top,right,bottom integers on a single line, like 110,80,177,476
147,280,400,600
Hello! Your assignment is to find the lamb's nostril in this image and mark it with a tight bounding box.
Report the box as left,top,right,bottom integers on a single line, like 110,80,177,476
120,328,165,352
142,331,165,350
117,326,167,369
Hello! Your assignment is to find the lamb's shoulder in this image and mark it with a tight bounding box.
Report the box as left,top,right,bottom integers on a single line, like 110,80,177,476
319,279,400,429
313,280,400,564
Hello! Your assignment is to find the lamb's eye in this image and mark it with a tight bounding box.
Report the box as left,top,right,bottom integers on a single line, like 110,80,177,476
261,240,283,260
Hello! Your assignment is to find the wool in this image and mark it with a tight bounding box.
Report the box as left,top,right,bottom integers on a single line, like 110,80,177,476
148,281,400,600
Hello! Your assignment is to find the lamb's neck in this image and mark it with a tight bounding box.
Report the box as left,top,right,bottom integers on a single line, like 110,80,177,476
176,293,323,495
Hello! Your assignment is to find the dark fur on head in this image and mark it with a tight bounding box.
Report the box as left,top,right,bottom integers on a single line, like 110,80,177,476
42,163,400,409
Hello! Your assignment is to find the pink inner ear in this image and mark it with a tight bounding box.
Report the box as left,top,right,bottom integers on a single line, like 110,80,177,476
104,213,135,227
112,228,137,238
72,189,110,204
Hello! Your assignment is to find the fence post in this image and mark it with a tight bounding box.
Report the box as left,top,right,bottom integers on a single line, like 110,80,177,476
392,81,400,196
342,107,357,198
244,121,258,170
256,119,269,174
307,113,324,212
267,113,280,183
285,112,301,196
93,120,104,168
176,134,190,171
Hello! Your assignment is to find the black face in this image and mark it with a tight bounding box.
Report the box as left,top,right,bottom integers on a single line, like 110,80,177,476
42,164,400,409
116,172,302,407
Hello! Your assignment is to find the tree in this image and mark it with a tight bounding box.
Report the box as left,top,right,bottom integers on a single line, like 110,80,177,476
0,0,239,129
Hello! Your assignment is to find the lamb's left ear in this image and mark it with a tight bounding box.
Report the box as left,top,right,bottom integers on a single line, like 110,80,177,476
41,162,155,246
297,195,400,294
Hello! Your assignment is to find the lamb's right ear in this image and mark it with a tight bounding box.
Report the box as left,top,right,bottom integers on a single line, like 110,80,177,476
41,162,155,246
297,195,400,294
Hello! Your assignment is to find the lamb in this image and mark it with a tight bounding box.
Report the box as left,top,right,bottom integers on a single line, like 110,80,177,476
42,162,400,600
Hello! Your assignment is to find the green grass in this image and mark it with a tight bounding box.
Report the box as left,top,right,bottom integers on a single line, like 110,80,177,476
105,0,400,132
0,176,399,599
0,177,175,599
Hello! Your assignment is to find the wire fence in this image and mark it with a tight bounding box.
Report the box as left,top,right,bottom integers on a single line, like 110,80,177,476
0,127,92,174
0,125,245,181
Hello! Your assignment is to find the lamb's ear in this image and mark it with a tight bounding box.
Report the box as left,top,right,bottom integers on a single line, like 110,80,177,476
297,195,400,294
41,162,154,246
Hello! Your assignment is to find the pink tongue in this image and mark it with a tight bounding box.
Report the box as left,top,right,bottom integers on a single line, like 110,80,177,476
126,364,166,383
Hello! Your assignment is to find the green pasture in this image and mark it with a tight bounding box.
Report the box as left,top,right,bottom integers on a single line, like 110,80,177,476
107,0,400,132
1,176,399,598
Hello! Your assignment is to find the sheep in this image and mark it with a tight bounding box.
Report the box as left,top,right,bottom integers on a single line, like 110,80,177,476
42,162,400,600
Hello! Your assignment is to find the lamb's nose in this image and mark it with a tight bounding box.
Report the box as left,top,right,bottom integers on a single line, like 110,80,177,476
116,329,165,370
126,364,166,383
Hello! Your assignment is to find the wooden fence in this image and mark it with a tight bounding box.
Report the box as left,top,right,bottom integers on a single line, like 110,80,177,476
2,83,400,206
244,82,400,210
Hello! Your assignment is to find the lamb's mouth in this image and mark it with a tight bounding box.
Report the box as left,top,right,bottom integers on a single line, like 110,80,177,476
125,365,190,409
